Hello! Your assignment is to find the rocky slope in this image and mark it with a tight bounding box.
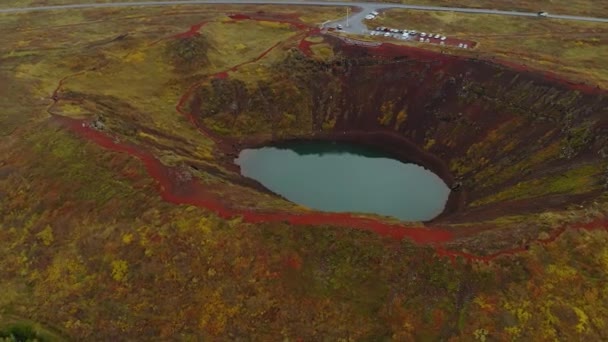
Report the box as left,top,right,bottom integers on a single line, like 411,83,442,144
187,36,608,232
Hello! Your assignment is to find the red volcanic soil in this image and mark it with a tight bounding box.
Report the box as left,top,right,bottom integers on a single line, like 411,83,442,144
47,13,608,262
50,114,454,245
298,38,314,56
147,21,207,46
215,71,229,79
298,36,324,57
172,22,207,39
229,14,251,20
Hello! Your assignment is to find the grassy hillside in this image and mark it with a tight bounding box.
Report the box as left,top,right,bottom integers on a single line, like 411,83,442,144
369,9,608,88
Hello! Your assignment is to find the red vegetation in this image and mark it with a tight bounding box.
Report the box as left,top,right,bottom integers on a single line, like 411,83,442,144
172,22,207,39
298,37,315,57
215,71,229,79
285,254,302,270
228,14,251,20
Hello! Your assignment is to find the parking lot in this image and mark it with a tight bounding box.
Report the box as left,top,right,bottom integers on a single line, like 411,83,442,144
368,26,477,49
325,8,478,50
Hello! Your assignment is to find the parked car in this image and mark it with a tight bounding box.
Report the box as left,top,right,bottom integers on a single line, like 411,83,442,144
434,34,441,39
440,36,447,41
337,24,343,30
364,15,375,20
410,30,417,35
420,32,427,37
371,11,379,16
384,32,391,37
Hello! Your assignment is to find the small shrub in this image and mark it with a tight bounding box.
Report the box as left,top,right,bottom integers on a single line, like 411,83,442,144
0,323,47,342
166,34,213,71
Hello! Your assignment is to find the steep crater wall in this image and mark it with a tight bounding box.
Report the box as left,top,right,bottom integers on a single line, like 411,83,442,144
187,37,608,224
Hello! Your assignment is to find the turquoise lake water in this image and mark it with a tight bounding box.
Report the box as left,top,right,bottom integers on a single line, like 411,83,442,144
235,142,450,221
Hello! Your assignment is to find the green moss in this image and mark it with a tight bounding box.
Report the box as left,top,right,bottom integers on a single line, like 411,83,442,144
0,321,61,342
472,164,602,206
457,302,469,332
27,127,138,205
451,119,522,178
310,43,334,60
0,324,44,342
475,141,561,187
560,124,593,159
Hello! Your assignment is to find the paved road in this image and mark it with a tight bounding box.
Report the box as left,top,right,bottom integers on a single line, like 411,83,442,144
0,0,607,26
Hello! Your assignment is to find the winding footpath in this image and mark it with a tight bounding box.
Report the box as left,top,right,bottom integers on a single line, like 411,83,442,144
1,0,607,25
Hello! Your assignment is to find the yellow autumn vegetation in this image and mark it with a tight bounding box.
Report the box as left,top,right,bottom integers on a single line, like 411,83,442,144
111,260,129,282
36,225,54,246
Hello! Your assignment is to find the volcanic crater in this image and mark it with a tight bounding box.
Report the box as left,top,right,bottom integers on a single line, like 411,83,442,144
177,35,608,251
45,14,608,258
